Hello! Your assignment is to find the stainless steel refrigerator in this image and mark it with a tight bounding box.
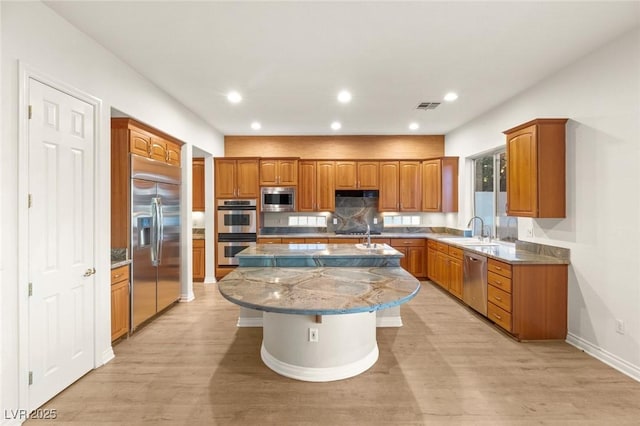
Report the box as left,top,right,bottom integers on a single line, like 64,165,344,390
131,155,181,330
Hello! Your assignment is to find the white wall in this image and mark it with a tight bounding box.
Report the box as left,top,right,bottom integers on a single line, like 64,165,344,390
1,1,224,420
445,28,640,379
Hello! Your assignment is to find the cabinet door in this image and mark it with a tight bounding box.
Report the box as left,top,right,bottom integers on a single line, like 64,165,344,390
316,161,335,211
408,246,426,278
358,161,379,189
165,141,181,166
335,161,357,189
192,159,205,211
278,160,298,186
193,241,205,281
395,246,408,271
111,280,129,342
149,136,168,163
422,159,442,212
259,159,278,185
449,257,463,299
399,161,421,211
298,161,317,211
129,129,151,157
215,159,237,198
427,247,437,281
435,252,450,289
236,159,259,198
379,161,399,211
507,124,538,217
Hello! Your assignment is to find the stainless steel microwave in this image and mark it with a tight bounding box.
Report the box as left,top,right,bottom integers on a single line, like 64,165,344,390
261,186,295,212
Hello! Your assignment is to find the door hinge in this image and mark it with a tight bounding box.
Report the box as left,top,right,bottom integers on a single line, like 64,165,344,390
28,105,33,120
28,282,33,296
28,194,33,208
29,371,33,385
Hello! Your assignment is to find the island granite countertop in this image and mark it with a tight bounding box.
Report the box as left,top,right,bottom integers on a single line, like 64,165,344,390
218,266,420,315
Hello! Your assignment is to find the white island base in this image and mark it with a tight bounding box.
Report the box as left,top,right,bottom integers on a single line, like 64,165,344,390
238,306,402,328
260,311,379,382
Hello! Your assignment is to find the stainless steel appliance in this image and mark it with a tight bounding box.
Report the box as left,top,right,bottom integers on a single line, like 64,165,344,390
463,251,488,315
261,186,295,212
131,155,181,330
217,199,257,265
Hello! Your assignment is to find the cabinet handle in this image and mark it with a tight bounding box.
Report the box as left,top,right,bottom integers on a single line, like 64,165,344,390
495,266,502,271
493,313,502,320
494,296,502,301
165,152,169,162
113,274,122,279
495,280,501,285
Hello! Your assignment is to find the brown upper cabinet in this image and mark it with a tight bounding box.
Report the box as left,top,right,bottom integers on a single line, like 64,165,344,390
504,119,567,218
335,161,379,189
422,157,458,212
111,118,183,249
298,160,335,211
380,161,421,211
192,158,205,211
214,158,259,199
259,158,298,186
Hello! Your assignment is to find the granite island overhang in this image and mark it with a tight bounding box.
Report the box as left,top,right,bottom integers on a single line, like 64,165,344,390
217,244,421,382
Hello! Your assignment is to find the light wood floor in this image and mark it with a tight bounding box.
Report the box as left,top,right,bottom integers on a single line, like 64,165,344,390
28,281,640,425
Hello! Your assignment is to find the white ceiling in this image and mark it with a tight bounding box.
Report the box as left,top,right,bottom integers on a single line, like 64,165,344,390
46,1,639,136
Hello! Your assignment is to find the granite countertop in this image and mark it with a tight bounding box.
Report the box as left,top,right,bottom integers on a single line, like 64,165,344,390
193,228,205,240
424,233,570,265
218,266,421,315
238,243,402,258
111,259,132,269
258,232,431,239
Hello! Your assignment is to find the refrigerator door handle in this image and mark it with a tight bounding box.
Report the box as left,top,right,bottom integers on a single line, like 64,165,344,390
157,197,164,265
151,197,160,266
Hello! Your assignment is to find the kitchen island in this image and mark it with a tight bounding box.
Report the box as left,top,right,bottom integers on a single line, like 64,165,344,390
218,244,420,381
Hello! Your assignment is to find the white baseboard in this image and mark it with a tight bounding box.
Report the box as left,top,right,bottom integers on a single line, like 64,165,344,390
101,347,115,366
204,276,217,284
376,316,403,327
237,317,264,327
566,332,640,382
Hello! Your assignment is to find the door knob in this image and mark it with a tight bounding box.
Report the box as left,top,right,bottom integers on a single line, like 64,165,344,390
83,267,96,277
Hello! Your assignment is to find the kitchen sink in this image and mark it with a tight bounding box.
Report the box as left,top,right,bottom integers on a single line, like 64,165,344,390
438,237,500,246
355,243,384,251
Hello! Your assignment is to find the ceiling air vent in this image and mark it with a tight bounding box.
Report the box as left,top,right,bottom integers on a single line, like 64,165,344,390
416,102,441,110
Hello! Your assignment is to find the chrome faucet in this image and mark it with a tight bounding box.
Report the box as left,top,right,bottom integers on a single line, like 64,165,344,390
365,223,371,248
467,216,485,239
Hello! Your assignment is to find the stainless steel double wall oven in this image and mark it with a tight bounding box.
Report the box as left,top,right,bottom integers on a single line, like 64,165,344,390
217,199,257,265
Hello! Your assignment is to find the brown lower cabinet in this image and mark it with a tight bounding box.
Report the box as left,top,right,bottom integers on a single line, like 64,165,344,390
390,238,426,279
111,264,130,342
427,240,462,299
193,239,205,282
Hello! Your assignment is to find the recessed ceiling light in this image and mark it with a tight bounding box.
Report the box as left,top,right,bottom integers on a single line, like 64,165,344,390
337,90,352,104
409,122,419,130
331,121,342,130
227,91,242,104
444,92,458,102
251,121,261,130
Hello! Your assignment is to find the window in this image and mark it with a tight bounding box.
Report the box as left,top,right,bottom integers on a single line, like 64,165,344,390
473,150,517,242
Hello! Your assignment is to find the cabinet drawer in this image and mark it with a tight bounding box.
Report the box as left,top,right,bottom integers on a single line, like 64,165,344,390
488,285,512,312
487,271,512,293
448,246,464,259
193,239,205,248
436,242,449,253
282,237,305,243
391,238,425,247
111,265,129,284
304,238,328,244
257,238,282,244
488,259,512,278
427,240,438,250
488,302,512,332
371,238,391,245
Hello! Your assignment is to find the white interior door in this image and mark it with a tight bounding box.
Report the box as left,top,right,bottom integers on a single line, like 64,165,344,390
28,78,95,410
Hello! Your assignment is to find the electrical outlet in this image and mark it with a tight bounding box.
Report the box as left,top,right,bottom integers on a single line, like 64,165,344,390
333,218,338,225
616,319,625,335
373,218,378,224
308,328,319,342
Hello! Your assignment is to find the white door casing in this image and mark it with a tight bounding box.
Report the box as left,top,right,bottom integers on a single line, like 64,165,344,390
27,78,95,410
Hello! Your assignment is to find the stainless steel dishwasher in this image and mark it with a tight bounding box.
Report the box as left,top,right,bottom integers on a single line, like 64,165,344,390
463,251,488,315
